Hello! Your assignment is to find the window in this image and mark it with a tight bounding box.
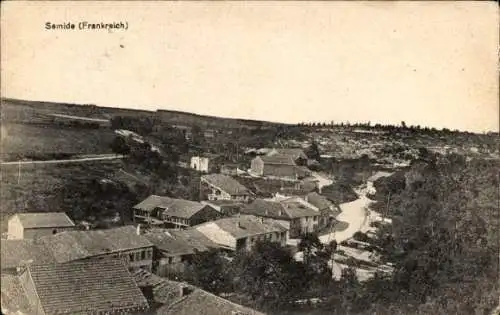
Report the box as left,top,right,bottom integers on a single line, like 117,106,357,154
168,257,173,264
129,253,134,261
141,251,146,260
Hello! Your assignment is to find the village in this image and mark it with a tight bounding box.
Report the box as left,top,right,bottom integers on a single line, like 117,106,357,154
1,98,499,315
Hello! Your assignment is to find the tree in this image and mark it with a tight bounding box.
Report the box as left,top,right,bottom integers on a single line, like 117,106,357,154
183,249,232,294
305,141,321,162
232,241,311,311
110,136,130,155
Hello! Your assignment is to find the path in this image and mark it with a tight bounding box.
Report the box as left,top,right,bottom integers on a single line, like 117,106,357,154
0,154,125,165
319,188,370,244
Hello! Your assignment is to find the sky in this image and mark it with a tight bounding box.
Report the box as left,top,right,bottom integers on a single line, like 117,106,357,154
1,1,498,132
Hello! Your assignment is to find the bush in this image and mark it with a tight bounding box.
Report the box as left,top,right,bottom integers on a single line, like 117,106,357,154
353,231,369,242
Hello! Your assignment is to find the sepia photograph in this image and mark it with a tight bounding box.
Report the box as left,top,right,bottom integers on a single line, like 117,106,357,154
1,1,499,314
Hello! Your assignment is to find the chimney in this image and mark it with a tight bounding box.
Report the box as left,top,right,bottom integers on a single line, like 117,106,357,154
136,224,141,235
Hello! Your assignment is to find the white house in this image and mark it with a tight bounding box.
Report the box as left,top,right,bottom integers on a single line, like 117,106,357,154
7,212,76,240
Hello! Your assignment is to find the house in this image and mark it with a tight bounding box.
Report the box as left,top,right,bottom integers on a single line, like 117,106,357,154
144,228,226,277
200,174,252,202
303,192,341,229
1,239,57,274
7,212,76,240
133,195,222,228
250,155,311,180
16,259,149,315
190,154,222,173
132,269,266,315
201,200,245,216
267,148,308,165
195,215,288,251
242,198,322,238
39,225,154,271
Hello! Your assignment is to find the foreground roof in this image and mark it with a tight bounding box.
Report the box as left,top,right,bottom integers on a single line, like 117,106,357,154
40,226,152,263
28,260,149,315
1,239,57,270
196,215,287,239
132,269,265,315
201,174,251,196
144,228,223,256
11,212,75,229
134,195,209,218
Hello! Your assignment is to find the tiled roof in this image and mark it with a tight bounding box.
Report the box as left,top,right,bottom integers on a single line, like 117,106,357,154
40,226,153,263
197,215,287,239
134,195,208,218
28,260,149,315
201,174,250,196
160,288,266,315
11,212,75,228
1,274,33,315
1,239,57,270
133,269,265,315
259,155,296,165
305,192,333,210
243,199,319,220
144,228,221,256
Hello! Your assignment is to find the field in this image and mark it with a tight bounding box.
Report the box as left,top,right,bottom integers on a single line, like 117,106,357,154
0,160,123,232
1,123,115,160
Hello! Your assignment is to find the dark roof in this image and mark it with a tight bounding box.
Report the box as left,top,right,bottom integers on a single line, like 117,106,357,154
305,192,333,210
40,226,153,263
196,215,287,239
11,212,75,229
258,155,296,165
243,199,319,220
201,174,250,196
1,274,33,314
28,260,149,315
134,195,209,218
132,269,265,315
160,288,265,315
1,239,57,270
144,228,222,256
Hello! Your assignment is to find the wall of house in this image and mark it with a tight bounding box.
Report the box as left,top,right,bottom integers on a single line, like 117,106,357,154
7,216,23,239
23,226,76,240
191,157,209,172
155,255,185,277
250,158,264,176
288,216,319,238
243,230,288,250
95,247,154,271
190,206,221,226
263,164,298,179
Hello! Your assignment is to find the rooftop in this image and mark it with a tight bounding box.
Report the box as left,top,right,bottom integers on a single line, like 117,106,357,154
132,269,265,315
11,212,75,229
267,148,307,160
40,226,153,263
134,195,210,218
258,155,296,165
144,228,223,256
28,260,149,315
196,215,287,240
1,239,57,270
201,174,251,196
243,199,319,220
